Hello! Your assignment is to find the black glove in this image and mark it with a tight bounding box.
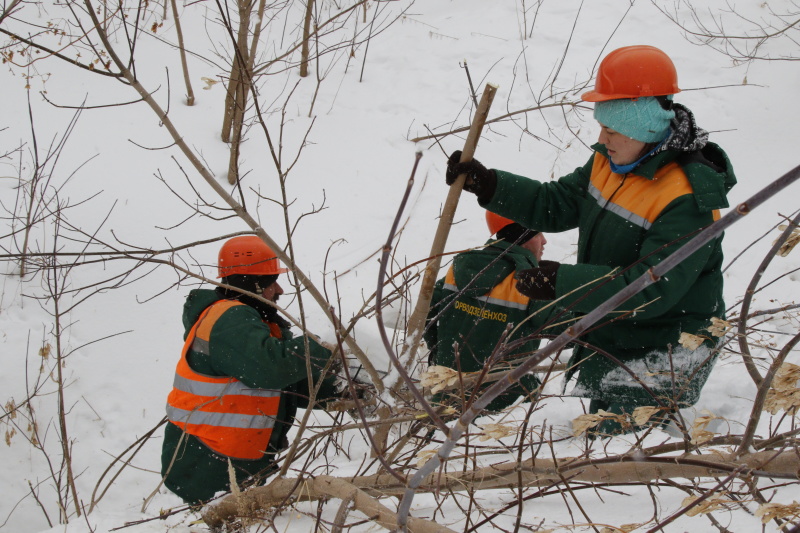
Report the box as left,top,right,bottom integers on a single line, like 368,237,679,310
446,150,497,204
516,260,560,300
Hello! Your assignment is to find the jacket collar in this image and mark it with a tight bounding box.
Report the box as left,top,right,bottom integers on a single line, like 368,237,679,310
485,238,539,269
451,238,539,292
592,142,679,181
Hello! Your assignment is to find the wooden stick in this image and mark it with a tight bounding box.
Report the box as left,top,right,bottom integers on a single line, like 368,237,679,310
401,83,498,372
370,84,497,457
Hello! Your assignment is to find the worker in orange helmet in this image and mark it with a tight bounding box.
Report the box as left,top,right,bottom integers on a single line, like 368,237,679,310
424,211,558,412
161,235,339,505
445,45,736,436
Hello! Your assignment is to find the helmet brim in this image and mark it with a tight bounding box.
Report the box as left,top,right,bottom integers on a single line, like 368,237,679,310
582,88,681,102
581,90,617,102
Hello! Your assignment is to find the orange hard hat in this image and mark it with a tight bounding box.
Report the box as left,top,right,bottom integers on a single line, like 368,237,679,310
217,236,288,278
581,45,680,102
486,211,514,236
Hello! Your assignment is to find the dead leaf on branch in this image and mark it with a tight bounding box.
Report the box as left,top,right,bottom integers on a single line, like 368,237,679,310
706,317,733,338
572,413,604,436
690,429,716,445
5,400,16,419
412,405,457,418
420,365,460,394
477,423,517,442
572,410,626,437
5,428,15,446
600,524,641,533
201,77,219,90
773,362,800,390
755,500,800,524
764,388,800,415
679,332,705,351
690,410,721,445
774,224,800,257
415,449,437,468
632,406,662,426
764,363,800,415
681,493,734,516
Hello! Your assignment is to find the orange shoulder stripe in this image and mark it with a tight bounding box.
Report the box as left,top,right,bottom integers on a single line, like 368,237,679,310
196,300,243,341
443,267,529,310
590,154,694,229
481,271,529,310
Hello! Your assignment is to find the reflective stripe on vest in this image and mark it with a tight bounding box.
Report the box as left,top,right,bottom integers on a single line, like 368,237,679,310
166,299,282,460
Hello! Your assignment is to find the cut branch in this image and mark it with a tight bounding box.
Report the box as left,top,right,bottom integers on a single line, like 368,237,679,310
203,449,800,529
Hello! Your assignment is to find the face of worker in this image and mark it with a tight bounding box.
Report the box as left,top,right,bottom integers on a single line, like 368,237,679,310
522,233,547,262
597,123,647,166
260,279,284,303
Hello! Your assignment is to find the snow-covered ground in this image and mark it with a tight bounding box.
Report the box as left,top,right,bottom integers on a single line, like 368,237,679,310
2,1,799,531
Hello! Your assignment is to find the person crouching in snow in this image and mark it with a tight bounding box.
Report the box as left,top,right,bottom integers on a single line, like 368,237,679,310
444,45,736,436
424,211,558,413
161,235,339,504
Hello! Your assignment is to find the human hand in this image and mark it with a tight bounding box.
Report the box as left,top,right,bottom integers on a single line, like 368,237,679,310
445,150,497,203
516,260,560,300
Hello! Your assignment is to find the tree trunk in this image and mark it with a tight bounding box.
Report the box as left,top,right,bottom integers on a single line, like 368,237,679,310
221,0,251,145
299,0,314,77
170,0,195,106
225,0,252,183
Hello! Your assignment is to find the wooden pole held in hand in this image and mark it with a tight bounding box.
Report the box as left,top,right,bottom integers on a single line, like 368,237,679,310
367,83,497,457
402,83,498,370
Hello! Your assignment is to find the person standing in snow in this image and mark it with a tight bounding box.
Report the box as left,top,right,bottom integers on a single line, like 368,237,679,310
161,235,338,504
424,211,557,412
445,45,736,435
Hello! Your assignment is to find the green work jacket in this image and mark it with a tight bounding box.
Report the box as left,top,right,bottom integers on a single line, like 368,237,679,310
425,239,557,412
161,289,336,504
482,141,736,406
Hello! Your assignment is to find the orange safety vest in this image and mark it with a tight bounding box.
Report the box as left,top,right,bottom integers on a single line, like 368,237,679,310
166,300,282,460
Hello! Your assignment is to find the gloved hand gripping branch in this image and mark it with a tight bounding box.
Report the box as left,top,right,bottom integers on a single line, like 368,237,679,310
446,150,497,204
515,260,561,301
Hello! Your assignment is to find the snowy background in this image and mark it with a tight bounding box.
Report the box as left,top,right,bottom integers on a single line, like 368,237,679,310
2,0,799,531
